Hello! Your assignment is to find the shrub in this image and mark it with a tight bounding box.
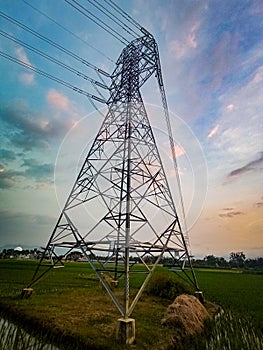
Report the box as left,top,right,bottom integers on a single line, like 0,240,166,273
146,270,192,300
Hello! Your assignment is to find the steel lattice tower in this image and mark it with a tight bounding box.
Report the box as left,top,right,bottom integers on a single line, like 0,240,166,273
25,32,199,336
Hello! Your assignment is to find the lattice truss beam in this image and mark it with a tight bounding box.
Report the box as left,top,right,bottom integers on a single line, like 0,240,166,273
29,33,198,317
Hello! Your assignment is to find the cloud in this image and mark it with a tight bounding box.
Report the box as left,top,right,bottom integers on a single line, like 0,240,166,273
0,167,22,189
210,31,241,91
161,0,263,124
15,47,35,85
0,210,55,247
226,104,235,112
207,124,219,138
0,102,74,151
22,158,53,181
46,89,70,111
208,62,263,178
254,202,263,208
187,22,200,49
174,145,185,157
0,159,53,189
219,208,244,218
168,21,200,58
227,152,263,179
15,47,32,66
0,149,17,163
19,72,35,85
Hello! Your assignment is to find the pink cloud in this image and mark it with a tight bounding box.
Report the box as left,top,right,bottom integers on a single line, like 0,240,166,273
15,48,35,85
251,66,263,84
211,32,240,90
187,22,200,49
46,89,70,111
207,124,219,138
168,22,200,59
226,104,235,112
174,145,185,157
19,72,35,85
15,47,32,66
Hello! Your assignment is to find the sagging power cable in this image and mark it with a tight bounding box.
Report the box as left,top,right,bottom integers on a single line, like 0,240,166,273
0,11,110,78
103,0,141,30
86,0,139,39
22,0,114,63
64,0,129,45
0,50,106,104
0,29,108,92
154,46,192,254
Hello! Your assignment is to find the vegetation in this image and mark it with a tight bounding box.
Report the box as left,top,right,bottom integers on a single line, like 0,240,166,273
0,260,184,349
192,252,263,270
205,310,263,350
146,269,193,299
2,248,263,271
0,259,262,349
196,269,263,330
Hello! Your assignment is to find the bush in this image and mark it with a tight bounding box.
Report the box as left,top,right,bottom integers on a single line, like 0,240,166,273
146,270,192,300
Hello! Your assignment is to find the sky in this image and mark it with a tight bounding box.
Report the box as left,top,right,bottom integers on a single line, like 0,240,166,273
0,0,262,259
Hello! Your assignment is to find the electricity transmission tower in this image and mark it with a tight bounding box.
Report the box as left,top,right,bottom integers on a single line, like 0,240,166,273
25,29,199,319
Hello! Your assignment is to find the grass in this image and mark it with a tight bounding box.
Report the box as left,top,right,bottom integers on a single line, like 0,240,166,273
0,260,263,349
205,310,263,350
195,268,263,330
0,260,182,349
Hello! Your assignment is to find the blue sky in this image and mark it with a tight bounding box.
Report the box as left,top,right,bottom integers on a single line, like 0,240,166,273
0,0,262,258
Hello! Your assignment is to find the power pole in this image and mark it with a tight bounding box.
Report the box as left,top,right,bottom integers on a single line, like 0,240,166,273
23,32,199,344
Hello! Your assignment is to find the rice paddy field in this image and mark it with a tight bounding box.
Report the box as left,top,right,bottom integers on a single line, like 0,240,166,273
0,260,262,349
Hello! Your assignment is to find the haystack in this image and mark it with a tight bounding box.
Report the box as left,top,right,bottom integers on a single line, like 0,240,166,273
161,294,209,336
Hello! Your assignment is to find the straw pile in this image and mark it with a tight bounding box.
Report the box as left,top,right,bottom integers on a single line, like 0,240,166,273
161,294,209,336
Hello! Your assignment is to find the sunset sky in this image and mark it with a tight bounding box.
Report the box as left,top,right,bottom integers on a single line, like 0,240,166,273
0,0,262,258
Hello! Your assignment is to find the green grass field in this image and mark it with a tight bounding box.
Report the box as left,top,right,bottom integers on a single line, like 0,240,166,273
0,260,262,349
195,269,263,330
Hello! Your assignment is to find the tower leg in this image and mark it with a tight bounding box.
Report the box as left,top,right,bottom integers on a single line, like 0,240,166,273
116,318,135,345
195,291,204,304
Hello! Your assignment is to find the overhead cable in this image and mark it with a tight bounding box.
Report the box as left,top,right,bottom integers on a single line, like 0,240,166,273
0,11,110,77
64,0,129,45
0,29,108,91
87,0,139,39
103,0,141,30
154,45,191,258
87,96,106,118
0,50,106,104
22,0,114,63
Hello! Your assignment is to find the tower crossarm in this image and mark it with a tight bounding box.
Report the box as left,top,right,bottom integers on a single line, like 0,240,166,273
107,34,157,104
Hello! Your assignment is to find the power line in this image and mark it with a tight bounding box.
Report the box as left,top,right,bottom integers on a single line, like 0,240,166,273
103,0,141,30
64,0,129,45
86,0,139,39
21,0,114,63
154,45,191,261
0,29,108,92
87,95,106,118
0,50,106,103
0,11,110,78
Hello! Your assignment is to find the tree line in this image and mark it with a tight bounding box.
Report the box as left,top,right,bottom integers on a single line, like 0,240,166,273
0,248,262,270
192,252,263,269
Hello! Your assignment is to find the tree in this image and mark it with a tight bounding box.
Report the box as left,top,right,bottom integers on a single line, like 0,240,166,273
229,251,246,268
204,255,228,267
